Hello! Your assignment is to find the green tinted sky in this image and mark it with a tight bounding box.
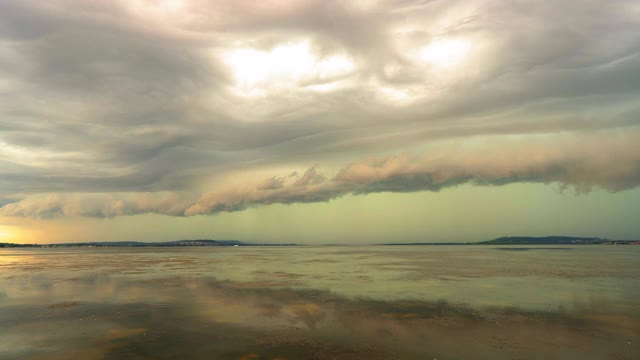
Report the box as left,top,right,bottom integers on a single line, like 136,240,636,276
26,183,639,244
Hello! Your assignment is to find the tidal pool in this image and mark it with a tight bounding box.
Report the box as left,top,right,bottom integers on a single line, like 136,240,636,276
1,245,638,359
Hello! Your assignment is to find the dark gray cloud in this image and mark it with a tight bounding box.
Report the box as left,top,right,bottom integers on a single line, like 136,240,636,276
1,0,639,218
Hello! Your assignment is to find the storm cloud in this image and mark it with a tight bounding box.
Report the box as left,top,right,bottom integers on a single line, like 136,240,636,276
1,0,640,219
2,130,639,218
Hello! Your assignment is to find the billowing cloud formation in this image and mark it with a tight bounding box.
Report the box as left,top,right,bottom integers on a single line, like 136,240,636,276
1,1,640,219
3,131,639,218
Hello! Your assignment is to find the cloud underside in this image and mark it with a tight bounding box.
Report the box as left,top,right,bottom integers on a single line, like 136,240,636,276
1,1,640,219
2,131,639,218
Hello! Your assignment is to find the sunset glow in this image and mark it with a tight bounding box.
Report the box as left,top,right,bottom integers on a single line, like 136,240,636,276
0,226,17,242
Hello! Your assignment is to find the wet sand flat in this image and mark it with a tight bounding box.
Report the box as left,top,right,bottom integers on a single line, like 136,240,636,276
0,246,639,359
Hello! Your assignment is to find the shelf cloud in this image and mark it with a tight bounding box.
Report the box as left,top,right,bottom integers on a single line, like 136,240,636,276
3,131,639,218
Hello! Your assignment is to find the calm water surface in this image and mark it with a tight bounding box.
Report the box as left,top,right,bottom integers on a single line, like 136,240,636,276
1,245,639,359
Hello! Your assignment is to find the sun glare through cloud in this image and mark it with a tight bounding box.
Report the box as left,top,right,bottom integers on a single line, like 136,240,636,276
419,38,472,68
221,41,355,97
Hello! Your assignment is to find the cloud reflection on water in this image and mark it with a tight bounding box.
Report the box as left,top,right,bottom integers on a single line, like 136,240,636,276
0,246,639,359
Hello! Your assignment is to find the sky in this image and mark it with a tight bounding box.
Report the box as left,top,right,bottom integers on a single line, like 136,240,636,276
1,0,640,244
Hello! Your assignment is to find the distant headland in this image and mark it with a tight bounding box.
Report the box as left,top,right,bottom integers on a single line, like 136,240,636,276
0,239,298,248
478,236,640,245
385,236,640,246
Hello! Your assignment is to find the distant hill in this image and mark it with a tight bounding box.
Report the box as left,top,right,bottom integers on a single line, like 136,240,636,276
478,236,605,245
51,240,244,247
0,240,298,248
150,240,243,247
382,242,467,246
0,242,35,248
382,236,638,246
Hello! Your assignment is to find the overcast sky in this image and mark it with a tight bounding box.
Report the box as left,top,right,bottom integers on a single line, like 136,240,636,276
1,0,639,243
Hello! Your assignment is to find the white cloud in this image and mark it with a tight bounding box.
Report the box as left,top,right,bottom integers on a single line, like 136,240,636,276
221,40,356,97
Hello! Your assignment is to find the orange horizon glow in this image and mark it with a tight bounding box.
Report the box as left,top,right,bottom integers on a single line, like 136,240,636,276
0,225,39,244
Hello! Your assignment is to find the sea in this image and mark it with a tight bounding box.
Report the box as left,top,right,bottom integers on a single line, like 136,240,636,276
1,245,638,359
